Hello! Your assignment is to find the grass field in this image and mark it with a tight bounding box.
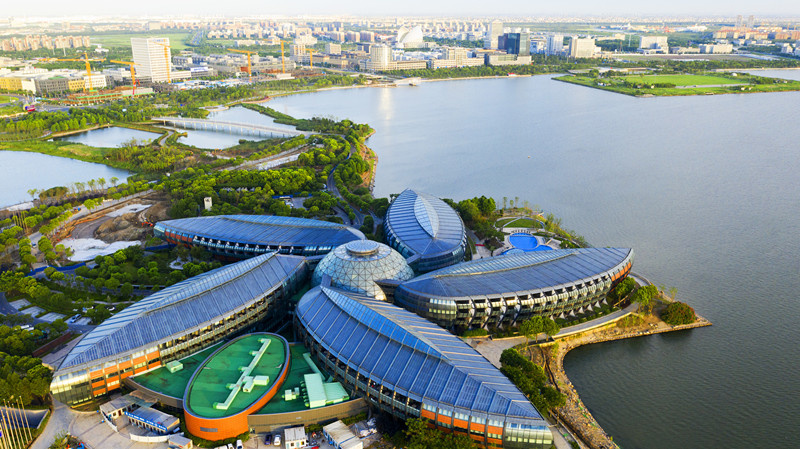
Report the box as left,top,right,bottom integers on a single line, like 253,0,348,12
556,73,800,97
0,95,18,103
621,74,742,86
91,32,193,51
497,217,539,228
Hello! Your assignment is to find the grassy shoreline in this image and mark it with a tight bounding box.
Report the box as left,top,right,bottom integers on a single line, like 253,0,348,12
555,73,800,97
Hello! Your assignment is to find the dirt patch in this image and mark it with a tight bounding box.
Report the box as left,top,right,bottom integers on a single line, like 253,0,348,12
95,213,151,242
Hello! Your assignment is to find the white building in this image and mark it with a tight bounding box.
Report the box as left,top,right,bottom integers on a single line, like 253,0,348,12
485,20,503,49
131,37,172,83
284,427,307,449
639,35,668,53
83,73,107,90
699,43,733,54
569,37,597,58
366,44,392,71
546,34,564,56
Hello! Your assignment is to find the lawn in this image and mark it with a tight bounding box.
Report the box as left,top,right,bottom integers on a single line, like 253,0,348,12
91,32,193,51
496,217,539,228
0,95,18,103
620,74,742,86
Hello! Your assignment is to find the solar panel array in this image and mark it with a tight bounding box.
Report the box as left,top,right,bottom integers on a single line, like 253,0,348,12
59,253,306,370
296,286,546,421
156,215,365,247
398,248,633,298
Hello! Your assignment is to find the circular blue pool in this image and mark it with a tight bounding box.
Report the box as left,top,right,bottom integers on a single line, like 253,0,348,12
506,233,553,253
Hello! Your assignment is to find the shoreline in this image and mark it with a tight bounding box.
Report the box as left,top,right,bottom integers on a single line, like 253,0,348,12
543,307,712,449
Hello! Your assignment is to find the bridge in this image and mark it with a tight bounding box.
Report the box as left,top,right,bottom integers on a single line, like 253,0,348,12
151,116,310,138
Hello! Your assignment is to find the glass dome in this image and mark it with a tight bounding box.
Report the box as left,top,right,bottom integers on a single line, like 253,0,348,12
312,240,415,300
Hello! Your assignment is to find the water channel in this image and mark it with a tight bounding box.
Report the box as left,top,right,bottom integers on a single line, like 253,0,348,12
259,75,800,449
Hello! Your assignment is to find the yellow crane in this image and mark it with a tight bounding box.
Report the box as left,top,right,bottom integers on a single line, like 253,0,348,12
50,52,104,92
279,40,289,74
307,49,315,68
109,60,138,94
152,41,172,83
227,48,257,81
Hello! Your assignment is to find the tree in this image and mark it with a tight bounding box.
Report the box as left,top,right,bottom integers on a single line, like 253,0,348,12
110,176,119,187
404,418,476,449
661,301,696,325
27,188,38,200
520,316,543,356
542,318,561,341
632,285,658,315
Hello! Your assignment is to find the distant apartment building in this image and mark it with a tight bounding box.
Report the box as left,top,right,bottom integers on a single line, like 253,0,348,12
568,37,597,58
546,34,564,56
325,43,342,55
428,47,484,69
485,20,503,50
0,35,91,52
699,43,734,54
484,54,532,66
639,36,668,53
131,37,172,83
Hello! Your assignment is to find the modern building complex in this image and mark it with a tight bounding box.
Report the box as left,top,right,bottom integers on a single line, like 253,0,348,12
296,285,554,448
568,37,598,58
485,20,504,49
384,189,467,273
50,253,307,405
51,192,634,449
154,215,365,260
393,248,633,330
131,37,173,82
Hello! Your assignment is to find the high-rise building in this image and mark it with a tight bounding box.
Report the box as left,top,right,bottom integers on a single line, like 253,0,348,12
505,33,531,56
747,15,755,28
736,15,744,28
546,34,564,56
485,20,503,49
569,37,597,58
131,37,172,83
325,43,342,55
366,43,392,71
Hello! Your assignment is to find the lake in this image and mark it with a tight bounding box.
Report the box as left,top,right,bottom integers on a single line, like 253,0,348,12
263,76,800,449
53,126,159,147
0,151,130,208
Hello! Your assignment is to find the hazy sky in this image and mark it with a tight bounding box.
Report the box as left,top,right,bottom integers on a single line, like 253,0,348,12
3,0,800,18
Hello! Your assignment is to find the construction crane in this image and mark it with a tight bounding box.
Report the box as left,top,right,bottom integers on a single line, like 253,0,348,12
307,49,315,69
279,40,289,74
152,41,172,83
51,52,104,92
109,60,138,94
227,48,257,81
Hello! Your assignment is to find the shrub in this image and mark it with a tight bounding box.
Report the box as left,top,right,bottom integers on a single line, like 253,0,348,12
661,301,697,325
461,328,488,337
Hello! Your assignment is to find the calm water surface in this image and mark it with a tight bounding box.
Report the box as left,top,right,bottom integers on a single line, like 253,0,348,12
53,126,158,147
0,151,130,208
263,76,800,449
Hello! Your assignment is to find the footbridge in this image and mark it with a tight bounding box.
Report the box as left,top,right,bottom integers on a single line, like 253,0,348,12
151,117,310,138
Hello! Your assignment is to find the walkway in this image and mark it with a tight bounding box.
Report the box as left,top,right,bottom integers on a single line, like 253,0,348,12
152,116,310,137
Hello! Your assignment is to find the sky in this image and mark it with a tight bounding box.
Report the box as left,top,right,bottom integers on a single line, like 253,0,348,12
2,1,800,19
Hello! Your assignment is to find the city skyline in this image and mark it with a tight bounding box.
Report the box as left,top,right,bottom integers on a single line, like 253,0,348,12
1,1,800,19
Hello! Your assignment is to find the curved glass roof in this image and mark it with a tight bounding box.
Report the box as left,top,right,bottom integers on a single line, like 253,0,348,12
398,248,633,299
296,286,547,421
157,215,364,247
312,241,414,300
385,189,466,258
58,253,306,371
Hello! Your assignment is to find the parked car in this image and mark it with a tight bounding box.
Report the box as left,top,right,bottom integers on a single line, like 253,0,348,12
226,443,234,449
274,434,281,446
236,440,243,449
264,434,273,445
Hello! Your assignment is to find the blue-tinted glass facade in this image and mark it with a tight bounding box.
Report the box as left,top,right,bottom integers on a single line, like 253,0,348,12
295,286,552,448
384,189,467,273
154,215,364,259
395,248,634,329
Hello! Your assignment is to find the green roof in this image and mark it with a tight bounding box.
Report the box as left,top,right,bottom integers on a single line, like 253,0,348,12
133,343,223,399
186,334,287,419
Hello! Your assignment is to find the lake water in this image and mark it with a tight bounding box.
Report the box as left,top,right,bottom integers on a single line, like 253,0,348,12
172,106,301,149
53,126,159,147
264,76,800,449
0,151,130,208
